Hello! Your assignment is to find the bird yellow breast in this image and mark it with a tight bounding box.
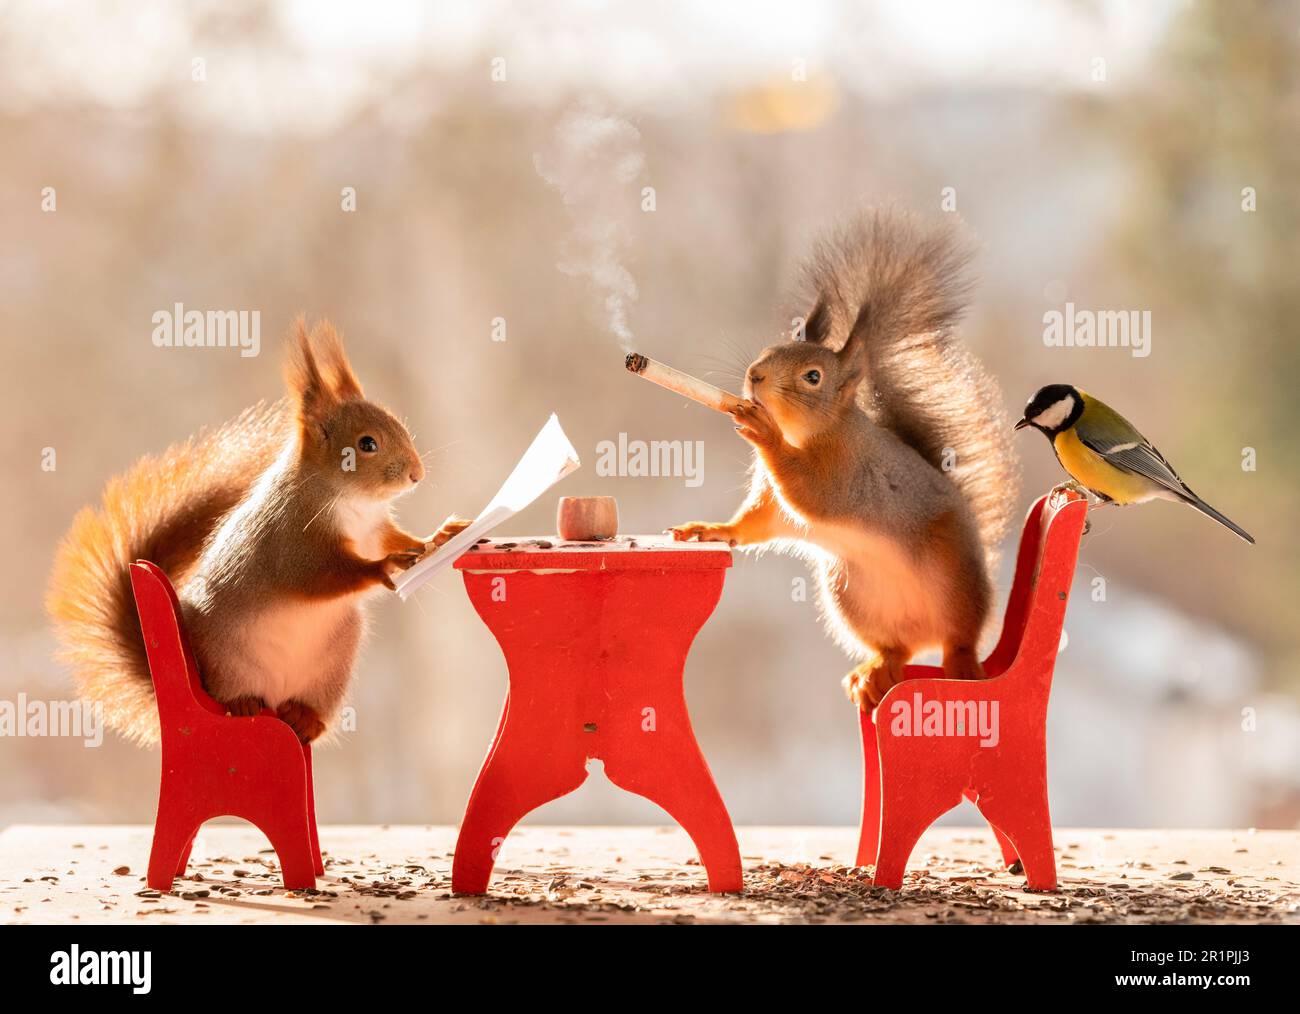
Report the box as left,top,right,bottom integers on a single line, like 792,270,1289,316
1052,428,1152,504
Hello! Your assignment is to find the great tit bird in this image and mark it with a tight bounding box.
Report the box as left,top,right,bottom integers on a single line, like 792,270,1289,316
1015,384,1254,544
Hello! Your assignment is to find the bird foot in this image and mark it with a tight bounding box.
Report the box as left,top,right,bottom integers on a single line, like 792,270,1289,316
1050,479,1091,501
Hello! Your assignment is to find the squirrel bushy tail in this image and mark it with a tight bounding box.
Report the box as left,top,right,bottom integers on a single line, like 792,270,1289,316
801,206,1020,567
46,401,288,744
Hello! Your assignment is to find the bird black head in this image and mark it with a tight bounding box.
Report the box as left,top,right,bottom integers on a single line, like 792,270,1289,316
1014,384,1083,436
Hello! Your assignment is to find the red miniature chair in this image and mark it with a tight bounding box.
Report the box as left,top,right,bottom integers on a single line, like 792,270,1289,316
450,538,742,894
129,561,323,891
858,490,1088,890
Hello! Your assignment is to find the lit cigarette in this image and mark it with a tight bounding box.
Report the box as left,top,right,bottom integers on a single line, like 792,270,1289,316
624,353,743,413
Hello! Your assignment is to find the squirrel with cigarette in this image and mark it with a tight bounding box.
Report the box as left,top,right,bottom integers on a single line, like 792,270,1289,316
666,208,1019,708
47,317,469,744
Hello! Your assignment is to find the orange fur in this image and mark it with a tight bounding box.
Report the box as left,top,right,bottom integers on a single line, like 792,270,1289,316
671,208,1016,709
48,318,456,745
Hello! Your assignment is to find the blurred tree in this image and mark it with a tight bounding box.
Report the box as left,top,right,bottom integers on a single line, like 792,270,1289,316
1083,0,1299,685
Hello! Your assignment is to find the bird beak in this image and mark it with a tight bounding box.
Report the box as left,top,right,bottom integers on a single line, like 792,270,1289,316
1013,417,1030,432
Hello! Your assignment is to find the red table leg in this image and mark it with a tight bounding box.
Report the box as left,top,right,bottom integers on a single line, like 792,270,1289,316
451,538,741,893
452,692,589,894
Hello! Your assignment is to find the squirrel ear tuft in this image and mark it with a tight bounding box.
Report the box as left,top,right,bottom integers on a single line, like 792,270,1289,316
834,304,869,392
837,303,871,364
310,320,365,402
803,299,831,345
284,314,337,428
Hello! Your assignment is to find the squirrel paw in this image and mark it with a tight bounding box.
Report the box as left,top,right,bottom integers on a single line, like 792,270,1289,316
666,522,738,546
224,695,267,718
276,700,326,744
729,399,782,450
843,654,907,711
423,515,473,552
380,549,424,589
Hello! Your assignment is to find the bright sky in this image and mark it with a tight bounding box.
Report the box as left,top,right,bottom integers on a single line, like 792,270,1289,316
0,0,1180,131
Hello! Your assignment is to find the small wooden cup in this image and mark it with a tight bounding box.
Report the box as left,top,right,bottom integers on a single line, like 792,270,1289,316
557,496,618,541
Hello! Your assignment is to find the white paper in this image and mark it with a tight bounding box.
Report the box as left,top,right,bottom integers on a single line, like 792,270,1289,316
394,413,581,600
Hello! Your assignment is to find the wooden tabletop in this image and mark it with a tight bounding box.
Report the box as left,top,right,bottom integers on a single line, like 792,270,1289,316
3,824,1295,925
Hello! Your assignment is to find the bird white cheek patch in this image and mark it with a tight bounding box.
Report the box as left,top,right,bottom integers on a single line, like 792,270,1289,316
1033,396,1075,430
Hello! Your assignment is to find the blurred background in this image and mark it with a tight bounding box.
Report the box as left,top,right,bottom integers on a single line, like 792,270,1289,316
2,0,1297,832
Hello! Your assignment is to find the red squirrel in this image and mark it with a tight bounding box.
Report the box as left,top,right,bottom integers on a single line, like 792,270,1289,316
671,209,1020,709
47,317,468,744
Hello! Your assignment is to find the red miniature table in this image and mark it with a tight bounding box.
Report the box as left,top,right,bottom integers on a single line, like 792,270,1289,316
451,536,742,893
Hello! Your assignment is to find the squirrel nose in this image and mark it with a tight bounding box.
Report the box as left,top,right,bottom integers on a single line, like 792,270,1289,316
409,462,425,484
749,372,765,385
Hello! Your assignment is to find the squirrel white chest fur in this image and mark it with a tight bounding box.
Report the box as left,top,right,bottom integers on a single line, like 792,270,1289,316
182,484,387,714
789,508,946,654
332,495,392,561
222,497,386,708
233,597,360,707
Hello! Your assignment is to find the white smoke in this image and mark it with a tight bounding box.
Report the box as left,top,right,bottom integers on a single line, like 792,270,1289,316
534,104,645,351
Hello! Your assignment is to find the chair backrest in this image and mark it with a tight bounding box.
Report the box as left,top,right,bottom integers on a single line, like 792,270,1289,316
984,491,1089,679
129,561,227,720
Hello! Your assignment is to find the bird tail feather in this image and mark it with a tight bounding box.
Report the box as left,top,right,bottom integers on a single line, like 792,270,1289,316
1182,494,1255,545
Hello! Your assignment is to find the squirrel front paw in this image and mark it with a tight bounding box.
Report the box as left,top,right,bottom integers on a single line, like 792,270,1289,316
422,515,472,552
276,700,326,744
666,522,738,546
729,399,782,450
379,549,424,590
224,695,267,718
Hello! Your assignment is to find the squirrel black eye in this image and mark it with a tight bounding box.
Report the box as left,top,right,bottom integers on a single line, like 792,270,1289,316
358,436,378,454
803,369,821,385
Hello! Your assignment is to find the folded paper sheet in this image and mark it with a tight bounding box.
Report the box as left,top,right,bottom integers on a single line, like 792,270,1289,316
393,413,581,600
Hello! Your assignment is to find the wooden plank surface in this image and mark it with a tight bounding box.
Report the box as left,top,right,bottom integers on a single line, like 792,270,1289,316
1,825,1296,925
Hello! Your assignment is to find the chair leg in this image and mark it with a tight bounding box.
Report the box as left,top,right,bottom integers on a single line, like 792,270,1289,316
259,818,319,890
976,792,1057,890
872,810,936,890
873,775,960,890
856,709,882,867
965,787,1019,869
990,823,1020,869
176,827,200,878
303,743,324,876
149,803,201,892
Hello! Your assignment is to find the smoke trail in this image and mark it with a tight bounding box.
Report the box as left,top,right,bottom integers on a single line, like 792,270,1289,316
534,104,645,351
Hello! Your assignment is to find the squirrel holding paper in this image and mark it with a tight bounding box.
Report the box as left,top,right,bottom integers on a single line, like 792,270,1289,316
671,208,1019,708
47,317,469,744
